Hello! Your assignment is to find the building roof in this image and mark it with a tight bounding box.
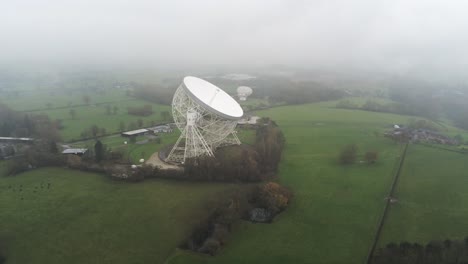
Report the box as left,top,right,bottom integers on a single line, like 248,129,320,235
149,125,172,131
121,129,149,136
0,137,34,142
62,148,88,154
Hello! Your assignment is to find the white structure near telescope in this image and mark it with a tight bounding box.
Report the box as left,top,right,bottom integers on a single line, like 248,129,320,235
165,76,243,163
237,86,253,101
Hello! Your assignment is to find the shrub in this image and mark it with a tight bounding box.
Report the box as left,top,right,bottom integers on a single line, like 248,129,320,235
253,182,292,215
198,238,220,256
339,144,358,165
364,151,379,164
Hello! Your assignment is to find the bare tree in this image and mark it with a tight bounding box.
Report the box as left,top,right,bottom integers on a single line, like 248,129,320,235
69,109,76,119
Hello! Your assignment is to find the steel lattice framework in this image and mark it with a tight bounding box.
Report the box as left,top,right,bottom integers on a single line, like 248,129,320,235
165,84,241,163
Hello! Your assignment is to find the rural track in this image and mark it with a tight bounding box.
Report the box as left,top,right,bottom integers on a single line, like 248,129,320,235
366,143,409,264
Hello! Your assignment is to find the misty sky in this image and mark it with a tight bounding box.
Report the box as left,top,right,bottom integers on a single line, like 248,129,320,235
2,0,468,77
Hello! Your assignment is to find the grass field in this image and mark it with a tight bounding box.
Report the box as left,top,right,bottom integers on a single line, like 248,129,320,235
0,167,242,264
40,100,171,141
0,90,131,112
169,102,416,264
3,100,467,264
0,89,171,142
378,144,468,245
70,127,254,164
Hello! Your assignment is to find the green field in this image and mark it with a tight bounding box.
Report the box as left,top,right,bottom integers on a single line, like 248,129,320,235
0,167,242,264
2,100,468,263
379,144,468,245
0,89,171,142
169,102,416,264
0,90,131,111
43,100,170,141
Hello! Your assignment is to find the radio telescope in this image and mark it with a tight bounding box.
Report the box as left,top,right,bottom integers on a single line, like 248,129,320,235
165,76,244,164
237,86,253,101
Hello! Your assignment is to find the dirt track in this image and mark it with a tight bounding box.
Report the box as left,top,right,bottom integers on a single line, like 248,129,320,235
146,152,182,170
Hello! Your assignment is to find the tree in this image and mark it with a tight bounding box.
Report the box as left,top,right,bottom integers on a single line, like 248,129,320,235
255,182,292,215
454,134,464,144
105,105,111,115
161,111,171,121
137,119,143,128
128,122,137,130
112,105,119,115
69,109,76,119
82,95,91,105
94,140,104,162
91,125,99,138
46,102,53,109
339,144,358,165
118,121,125,131
364,151,378,164
100,127,107,136
49,140,58,154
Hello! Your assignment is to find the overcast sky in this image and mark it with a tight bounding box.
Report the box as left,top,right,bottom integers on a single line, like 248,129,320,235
1,0,468,78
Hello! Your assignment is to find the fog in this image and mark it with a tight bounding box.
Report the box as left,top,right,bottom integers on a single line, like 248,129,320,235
2,0,468,79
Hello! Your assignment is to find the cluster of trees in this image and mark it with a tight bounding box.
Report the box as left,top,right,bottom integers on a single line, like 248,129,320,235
80,125,107,139
262,80,345,105
182,190,246,255
6,140,66,175
0,103,61,141
255,118,286,173
132,84,176,105
127,105,153,116
372,238,468,264
183,119,285,182
183,146,262,182
339,144,378,165
445,102,468,130
104,105,119,115
65,141,124,174
336,99,430,117
182,182,292,256
250,182,292,216
406,119,440,131
388,80,441,120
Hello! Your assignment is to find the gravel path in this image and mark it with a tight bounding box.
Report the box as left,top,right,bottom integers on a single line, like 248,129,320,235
146,152,182,170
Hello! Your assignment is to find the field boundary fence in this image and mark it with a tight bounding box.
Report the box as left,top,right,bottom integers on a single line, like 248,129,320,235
366,143,409,264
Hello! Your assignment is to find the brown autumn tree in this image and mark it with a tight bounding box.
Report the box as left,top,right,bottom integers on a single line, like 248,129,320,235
364,151,379,164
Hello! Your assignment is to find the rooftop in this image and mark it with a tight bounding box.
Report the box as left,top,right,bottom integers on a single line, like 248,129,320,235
121,129,149,136
62,148,88,154
0,137,34,141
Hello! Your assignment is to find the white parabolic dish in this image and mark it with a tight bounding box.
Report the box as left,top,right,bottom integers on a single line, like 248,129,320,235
182,76,243,120
237,86,253,95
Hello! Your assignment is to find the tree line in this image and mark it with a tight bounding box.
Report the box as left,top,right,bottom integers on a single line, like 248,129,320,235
132,83,176,105
0,103,61,141
182,118,285,182
182,182,292,256
372,238,468,264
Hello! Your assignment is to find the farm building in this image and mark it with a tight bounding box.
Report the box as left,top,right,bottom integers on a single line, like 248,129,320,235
62,148,88,156
237,116,260,125
148,125,173,133
0,137,34,144
121,129,150,137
